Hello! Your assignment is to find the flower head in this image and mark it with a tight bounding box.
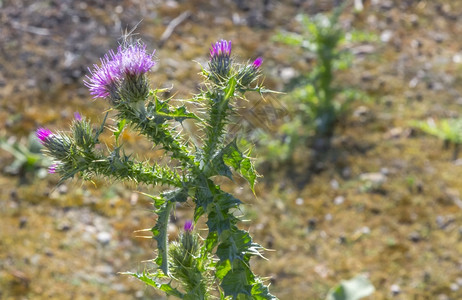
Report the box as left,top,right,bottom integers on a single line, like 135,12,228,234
184,220,194,232
252,57,263,69
36,128,52,144
210,40,232,58
84,50,121,99
117,44,156,76
209,40,232,79
84,43,156,101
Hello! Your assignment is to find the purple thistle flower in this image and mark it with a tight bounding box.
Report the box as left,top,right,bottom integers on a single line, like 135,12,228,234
209,40,233,79
117,44,156,76
252,57,263,69
84,44,156,100
184,220,194,232
210,40,232,58
74,112,82,121
84,50,121,99
36,128,52,144
48,164,58,174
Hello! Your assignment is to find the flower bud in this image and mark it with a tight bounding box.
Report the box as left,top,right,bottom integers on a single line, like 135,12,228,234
48,163,58,174
238,57,263,87
45,134,74,160
184,220,194,232
36,128,52,144
72,117,95,149
209,40,232,80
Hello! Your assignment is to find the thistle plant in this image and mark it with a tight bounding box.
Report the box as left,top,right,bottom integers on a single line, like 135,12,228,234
37,39,276,299
264,6,373,164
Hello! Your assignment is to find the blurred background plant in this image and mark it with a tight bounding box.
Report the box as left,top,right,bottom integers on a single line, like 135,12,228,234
412,118,462,160
256,6,375,167
0,132,51,184
326,275,375,300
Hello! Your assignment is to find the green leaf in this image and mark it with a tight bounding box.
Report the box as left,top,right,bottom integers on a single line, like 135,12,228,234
273,31,304,46
216,259,232,280
210,151,233,179
152,200,174,275
114,119,127,143
148,98,199,123
125,271,184,298
220,259,253,299
220,140,258,192
205,231,218,252
326,275,375,300
206,192,241,235
156,105,199,123
216,229,252,262
251,281,278,300
224,76,237,101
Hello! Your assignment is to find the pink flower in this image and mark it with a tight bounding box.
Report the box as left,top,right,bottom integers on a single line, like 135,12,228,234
74,112,82,121
184,220,194,232
84,43,156,99
36,128,52,144
48,164,57,174
252,57,263,69
210,40,232,58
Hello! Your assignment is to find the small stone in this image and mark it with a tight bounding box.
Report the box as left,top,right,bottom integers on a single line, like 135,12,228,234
408,231,421,243
334,196,345,205
450,283,459,291
330,179,339,190
360,172,387,185
295,198,304,205
390,284,401,296
135,290,144,298
353,106,370,118
453,53,462,64
360,226,371,235
279,67,297,83
308,218,317,231
97,232,112,245
57,222,71,232
58,185,68,194
112,283,127,292
19,217,27,229
380,30,393,43
95,264,114,275
456,277,462,286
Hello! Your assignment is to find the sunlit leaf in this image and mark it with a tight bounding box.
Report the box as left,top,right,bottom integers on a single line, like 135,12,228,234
326,275,375,300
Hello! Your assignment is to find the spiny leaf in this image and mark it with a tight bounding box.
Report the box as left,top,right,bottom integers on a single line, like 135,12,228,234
125,271,184,298
206,192,241,235
216,229,252,263
220,259,253,299
224,76,237,101
152,200,174,275
251,281,278,300
220,140,258,192
114,119,127,144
